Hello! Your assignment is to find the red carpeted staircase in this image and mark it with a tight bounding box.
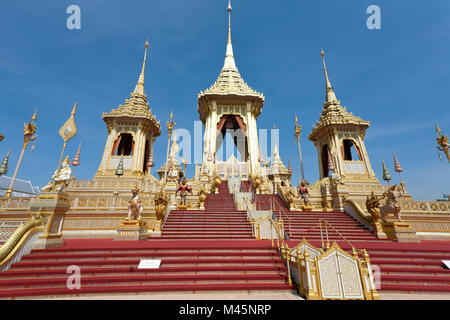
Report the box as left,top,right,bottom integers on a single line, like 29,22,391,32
0,182,293,299
159,181,253,240
0,240,293,299
292,240,450,294
259,194,450,294
255,194,380,242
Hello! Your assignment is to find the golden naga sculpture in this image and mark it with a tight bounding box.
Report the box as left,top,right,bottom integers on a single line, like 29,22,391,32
366,191,381,223
154,188,168,221
213,173,222,189
41,156,74,192
251,174,262,190
279,181,295,204
366,185,403,223
198,184,207,205
127,185,143,220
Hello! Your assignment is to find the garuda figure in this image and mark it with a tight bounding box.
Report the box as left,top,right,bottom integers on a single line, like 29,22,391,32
298,180,311,206
177,177,192,206
127,185,143,220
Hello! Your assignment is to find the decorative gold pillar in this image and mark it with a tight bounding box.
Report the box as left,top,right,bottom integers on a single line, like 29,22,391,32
30,192,71,249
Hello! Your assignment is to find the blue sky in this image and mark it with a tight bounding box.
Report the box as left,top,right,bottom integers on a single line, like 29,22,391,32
0,0,449,200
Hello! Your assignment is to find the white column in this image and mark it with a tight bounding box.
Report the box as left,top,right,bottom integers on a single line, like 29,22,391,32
203,115,210,164
333,132,345,177
358,135,375,177
316,142,324,179
98,127,116,173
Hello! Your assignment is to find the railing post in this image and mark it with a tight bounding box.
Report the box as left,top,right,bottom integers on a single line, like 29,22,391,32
297,247,303,295
286,247,292,285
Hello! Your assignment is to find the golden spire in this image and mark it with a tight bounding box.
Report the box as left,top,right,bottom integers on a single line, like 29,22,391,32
133,39,150,96
224,0,236,69
321,49,338,104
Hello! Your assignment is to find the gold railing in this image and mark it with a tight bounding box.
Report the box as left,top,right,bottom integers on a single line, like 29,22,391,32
266,216,379,300
0,216,44,272
0,196,35,211
270,197,293,238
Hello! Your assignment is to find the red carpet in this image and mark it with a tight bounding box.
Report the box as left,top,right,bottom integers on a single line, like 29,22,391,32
157,181,253,240
0,239,292,298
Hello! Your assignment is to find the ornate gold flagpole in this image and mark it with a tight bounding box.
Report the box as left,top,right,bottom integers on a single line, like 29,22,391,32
5,110,38,197
294,114,305,183
163,112,175,183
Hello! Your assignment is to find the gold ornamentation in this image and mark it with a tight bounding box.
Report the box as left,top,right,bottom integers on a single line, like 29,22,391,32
154,188,168,221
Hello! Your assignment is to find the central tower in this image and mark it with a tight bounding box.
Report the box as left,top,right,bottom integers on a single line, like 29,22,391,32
198,1,265,179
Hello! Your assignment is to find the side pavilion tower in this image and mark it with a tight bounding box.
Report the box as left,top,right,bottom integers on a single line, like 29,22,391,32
308,50,377,184
96,41,161,179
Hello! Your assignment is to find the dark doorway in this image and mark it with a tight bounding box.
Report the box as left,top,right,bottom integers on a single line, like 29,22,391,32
115,133,134,156
322,144,330,178
143,139,150,173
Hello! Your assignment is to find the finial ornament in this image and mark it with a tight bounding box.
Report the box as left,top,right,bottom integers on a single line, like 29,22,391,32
321,49,338,104
435,123,450,163
4,111,38,197
224,0,236,69
134,40,149,96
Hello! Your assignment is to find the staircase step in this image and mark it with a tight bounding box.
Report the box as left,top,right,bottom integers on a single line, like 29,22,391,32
0,282,295,299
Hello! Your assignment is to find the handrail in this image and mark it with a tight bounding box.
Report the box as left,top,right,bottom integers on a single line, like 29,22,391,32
0,216,44,272
343,198,373,228
270,197,293,238
318,218,366,255
160,199,172,231
261,212,377,299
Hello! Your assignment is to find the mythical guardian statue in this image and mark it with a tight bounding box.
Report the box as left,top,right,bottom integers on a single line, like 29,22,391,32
298,180,311,206
127,185,143,220
366,185,403,223
154,188,169,221
41,156,73,192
